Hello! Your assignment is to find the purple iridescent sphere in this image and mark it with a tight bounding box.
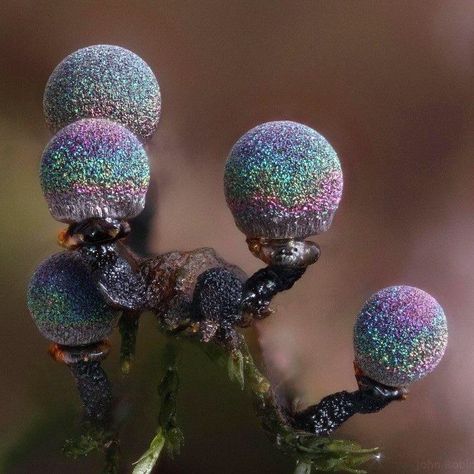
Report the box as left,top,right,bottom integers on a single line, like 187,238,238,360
224,121,343,239
354,286,448,387
40,118,150,223
27,252,119,346
44,45,161,141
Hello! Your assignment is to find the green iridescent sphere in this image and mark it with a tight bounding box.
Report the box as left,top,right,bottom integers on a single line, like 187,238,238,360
27,252,119,346
224,121,343,239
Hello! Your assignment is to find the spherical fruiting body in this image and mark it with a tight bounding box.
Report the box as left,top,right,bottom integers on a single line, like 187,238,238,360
44,44,161,140
40,118,150,223
27,252,119,346
353,285,448,387
224,121,343,239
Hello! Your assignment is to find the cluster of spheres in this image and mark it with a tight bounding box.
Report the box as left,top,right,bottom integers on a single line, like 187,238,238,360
40,45,158,224
28,44,447,394
29,45,160,347
224,123,448,388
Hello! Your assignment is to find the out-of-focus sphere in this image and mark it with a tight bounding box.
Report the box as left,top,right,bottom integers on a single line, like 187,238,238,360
224,121,343,239
43,44,161,140
354,286,448,387
40,118,150,223
27,252,119,346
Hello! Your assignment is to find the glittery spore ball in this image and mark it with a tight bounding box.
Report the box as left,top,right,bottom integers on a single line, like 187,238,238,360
224,121,343,239
44,44,161,140
40,118,150,223
27,252,119,346
354,286,448,387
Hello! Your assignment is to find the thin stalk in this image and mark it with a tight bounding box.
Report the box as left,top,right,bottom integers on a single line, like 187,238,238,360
119,312,140,375
132,337,183,474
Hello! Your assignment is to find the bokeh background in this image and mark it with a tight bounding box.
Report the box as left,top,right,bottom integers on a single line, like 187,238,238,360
1,1,473,473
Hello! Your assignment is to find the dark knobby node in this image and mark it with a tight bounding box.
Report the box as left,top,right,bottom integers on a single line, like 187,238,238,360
191,267,244,346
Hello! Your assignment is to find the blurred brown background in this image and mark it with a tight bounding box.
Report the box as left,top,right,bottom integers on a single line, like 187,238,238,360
1,1,473,473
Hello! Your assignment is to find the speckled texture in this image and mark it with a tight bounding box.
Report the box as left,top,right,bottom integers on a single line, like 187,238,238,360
192,267,244,345
192,267,244,325
224,121,343,239
140,247,246,330
40,118,150,223
354,286,448,387
27,252,119,346
44,44,161,140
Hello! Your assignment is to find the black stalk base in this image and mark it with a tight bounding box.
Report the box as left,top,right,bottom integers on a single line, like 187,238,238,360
68,361,113,422
292,376,407,436
242,265,306,318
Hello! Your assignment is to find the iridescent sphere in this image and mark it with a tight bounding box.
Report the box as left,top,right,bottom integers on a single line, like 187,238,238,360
40,118,150,223
354,286,448,387
224,121,343,239
27,252,119,346
44,44,161,140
